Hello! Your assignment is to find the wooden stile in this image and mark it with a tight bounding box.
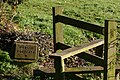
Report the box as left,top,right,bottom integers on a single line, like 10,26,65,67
34,6,120,80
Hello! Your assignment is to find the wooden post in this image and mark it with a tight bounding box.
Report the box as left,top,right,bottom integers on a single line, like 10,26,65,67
95,45,103,57
104,20,117,80
94,45,103,78
54,57,65,80
53,6,64,52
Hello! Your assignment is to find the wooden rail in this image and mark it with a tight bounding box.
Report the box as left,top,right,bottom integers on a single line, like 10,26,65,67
34,66,120,77
78,52,104,67
55,15,104,35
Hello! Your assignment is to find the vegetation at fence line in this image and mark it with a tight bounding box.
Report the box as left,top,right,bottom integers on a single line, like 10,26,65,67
0,0,120,79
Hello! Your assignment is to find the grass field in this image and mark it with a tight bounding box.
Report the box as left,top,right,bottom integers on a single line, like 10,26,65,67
17,0,120,46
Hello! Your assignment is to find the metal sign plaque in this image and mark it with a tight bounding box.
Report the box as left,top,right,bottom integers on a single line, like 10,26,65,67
14,41,39,60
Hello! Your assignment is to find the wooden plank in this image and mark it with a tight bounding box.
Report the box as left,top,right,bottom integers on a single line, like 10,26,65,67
56,42,71,50
56,15,104,35
104,20,117,80
50,39,104,59
34,66,120,74
33,66,120,77
77,52,104,67
54,57,65,80
53,7,64,52
65,66,120,74
33,66,103,75
65,66,104,74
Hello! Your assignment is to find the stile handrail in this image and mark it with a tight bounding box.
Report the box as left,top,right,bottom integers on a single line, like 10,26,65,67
55,15,104,35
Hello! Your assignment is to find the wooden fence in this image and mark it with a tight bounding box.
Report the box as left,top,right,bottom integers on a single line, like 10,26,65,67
34,6,120,80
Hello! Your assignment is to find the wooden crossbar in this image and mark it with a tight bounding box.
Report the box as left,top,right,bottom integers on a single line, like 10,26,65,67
50,39,104,59
78,52,104,67
55,15,104,35
34,66,103,75
65,66,104,74
34,66,120,76
55,43,104,66
70,66,120,74
65,66,120,74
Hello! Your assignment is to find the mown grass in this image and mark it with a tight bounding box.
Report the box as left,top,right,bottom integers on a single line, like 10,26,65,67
17,0,120,46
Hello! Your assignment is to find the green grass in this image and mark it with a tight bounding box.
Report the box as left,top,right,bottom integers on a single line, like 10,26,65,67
17,0,120,46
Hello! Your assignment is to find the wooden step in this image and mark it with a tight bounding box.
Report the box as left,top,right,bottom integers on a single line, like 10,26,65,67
34,65,120,76
50,39,104,59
